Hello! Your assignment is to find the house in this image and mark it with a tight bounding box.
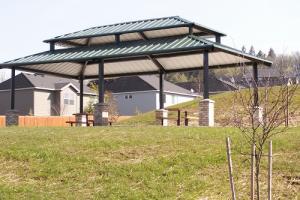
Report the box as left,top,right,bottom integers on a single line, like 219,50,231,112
92,75,199,115
175,75,238,94
0,73,96,116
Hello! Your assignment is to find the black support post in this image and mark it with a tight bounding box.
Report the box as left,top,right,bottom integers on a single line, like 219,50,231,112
215,35,221,43
50,42,55,52
253,63,259,106
115,34,120,44
189,26,193,35
98,60,105,103
79,74,84,113
203,51,209,99
10,67,16,110
159,71,164,109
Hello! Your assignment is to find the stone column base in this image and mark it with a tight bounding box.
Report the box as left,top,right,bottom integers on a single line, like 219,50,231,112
155,109,168,126
75,114,87,127
199,99,215,127
6,110,19,126
93,103,109,126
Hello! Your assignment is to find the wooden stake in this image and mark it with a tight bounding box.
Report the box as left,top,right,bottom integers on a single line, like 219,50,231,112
268,140,272,200
226,137,236,200
251,143,255,200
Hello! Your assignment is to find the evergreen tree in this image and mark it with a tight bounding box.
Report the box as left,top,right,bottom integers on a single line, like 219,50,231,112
267,48,276,59
256,50,266,58
241,45,247,53
249,46,255,55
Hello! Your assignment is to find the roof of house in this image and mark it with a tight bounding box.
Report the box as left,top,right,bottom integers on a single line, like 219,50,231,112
176,75,238,93
99,75,198,96
0,73,95,94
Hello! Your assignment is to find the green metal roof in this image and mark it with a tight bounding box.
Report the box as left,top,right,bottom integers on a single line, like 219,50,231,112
44,16,226,46
0,35,272,79
2,35,271,67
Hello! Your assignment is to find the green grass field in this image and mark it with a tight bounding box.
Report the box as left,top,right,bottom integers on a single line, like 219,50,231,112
0,126,299,199
119,87,300,126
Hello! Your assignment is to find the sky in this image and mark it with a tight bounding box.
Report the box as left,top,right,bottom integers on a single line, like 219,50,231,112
0,0,300,77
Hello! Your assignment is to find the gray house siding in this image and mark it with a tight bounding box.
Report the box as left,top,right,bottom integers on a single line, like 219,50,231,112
113,91,157,115
112,91,196,116
34,90,53,116
0,89,34,115
155,92,196,109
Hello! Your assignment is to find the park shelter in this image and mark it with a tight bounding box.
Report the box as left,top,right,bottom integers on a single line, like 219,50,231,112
0,16,272,126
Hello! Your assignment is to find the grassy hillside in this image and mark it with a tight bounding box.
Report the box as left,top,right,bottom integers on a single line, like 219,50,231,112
119,87,300,126
0,127,299,199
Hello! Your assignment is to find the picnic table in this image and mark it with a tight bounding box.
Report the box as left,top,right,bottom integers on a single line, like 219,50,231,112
66,113,94,127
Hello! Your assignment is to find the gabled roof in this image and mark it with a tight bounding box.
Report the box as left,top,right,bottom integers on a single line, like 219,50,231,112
0,73,33,90
44,16,226,47
102,75,197,95
0,73,95,94
0,35,272,79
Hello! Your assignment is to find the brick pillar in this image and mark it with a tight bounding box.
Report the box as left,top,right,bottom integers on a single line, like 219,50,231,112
5,110,19,126
155,109,168,126
199,99,215,127
75,115,87,127
93,103,109,126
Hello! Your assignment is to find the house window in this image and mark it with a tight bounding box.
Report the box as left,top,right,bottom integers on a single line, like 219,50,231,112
129,95,132,99
163,94,166,103
64,93,75,105
125,95,128,99
125,95,133,99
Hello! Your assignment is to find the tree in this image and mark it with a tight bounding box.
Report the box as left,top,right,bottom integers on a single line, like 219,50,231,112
267,48,276,59
249,46,256,56
231,73,298,199
241,46,247,53
256,50,266,58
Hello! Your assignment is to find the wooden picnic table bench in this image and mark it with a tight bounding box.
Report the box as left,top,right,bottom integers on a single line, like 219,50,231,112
66,113,94,127
66,113,114,126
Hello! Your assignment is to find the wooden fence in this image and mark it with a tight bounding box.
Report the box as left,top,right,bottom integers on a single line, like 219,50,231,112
0,116,76,127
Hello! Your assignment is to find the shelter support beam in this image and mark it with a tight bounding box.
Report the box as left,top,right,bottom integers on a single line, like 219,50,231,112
203,50,209,99
215,35,221,43
94,60,109,126
6,67,19,126
253,63,259,106
50,42,55,52
155,69,168,126
159,71,164,109
98,60,104,103
11,68,15,110
79,74,84,113
199,51,215,126
252,63,263,124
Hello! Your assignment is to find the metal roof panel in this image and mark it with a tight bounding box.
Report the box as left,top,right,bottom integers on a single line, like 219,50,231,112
44,16,226,46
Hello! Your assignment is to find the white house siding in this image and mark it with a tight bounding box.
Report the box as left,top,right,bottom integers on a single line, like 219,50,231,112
59,87,79,116
113,91,157,115
34,90,53,116
0,89,34,115
155,92,196,109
